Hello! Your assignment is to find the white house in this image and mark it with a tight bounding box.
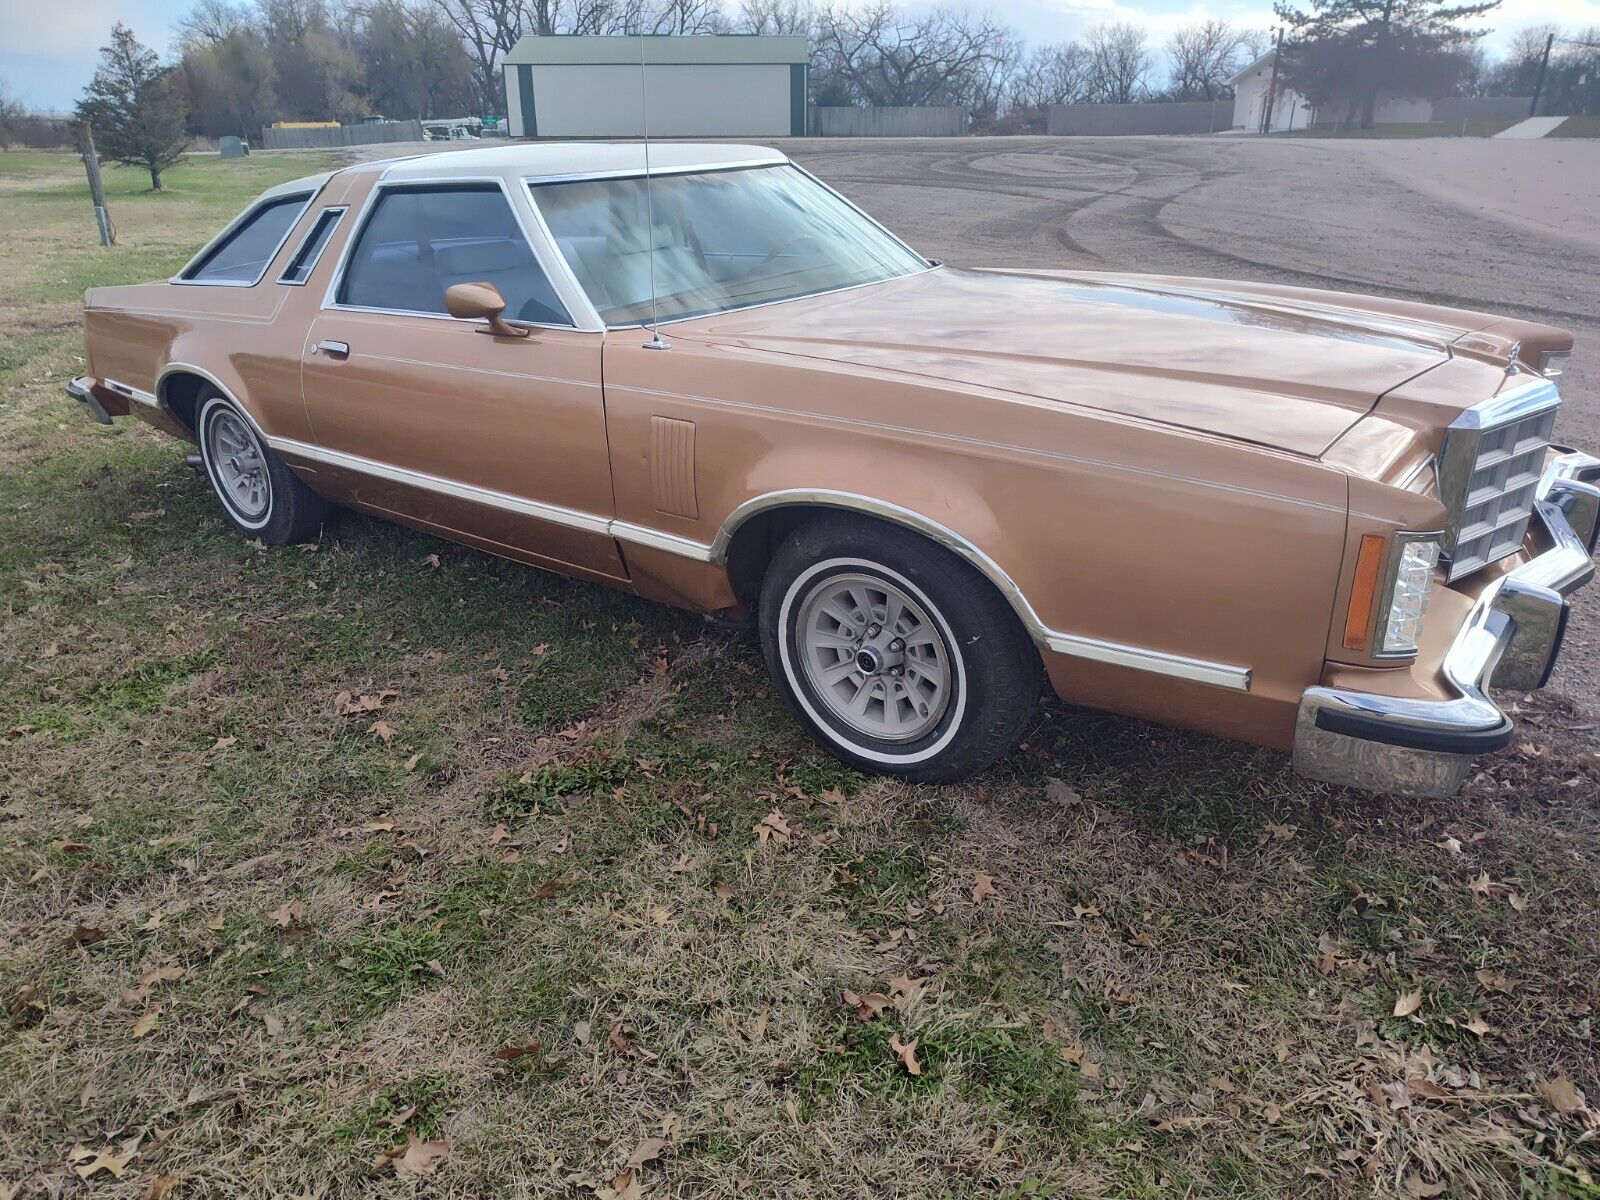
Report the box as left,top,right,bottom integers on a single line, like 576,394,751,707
1228,50,1434,132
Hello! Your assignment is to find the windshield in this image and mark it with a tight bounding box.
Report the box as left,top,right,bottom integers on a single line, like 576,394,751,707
530,164,928,326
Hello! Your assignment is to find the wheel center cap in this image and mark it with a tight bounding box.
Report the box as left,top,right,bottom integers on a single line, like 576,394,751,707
855,647,882,674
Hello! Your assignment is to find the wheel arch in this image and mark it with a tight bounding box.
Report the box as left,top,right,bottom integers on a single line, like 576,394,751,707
155,361,265,438
713,490,1051,649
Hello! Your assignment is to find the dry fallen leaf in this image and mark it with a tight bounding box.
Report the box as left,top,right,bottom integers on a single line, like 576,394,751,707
131,1006,163,1038
361,815,397,834
755,809,791,844
375,1134,451,1178
841,988,891,1021
66,923,106,947
69,1143,134,1181
266,900,308,929
889,1032,922,1076
141,1175,180,1200
369,719,397,743
1393,989,1424,1019
1406,1173,1448,1198
1463,1013,1492,1038
1540,1074,1597,1127
625,1136,667,1170
971,872,997,904
494,1035,541,1062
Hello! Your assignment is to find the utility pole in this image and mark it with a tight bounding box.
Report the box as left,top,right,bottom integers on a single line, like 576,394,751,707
77,122,115,247
1529,31,1554,117
1262,28,1284,134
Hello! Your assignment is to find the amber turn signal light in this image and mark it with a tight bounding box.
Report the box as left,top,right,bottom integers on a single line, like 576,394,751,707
1342,533,1388,653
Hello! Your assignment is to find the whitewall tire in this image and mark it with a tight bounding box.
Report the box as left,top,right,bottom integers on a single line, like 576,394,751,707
196,391,329,544
759,514,1042,782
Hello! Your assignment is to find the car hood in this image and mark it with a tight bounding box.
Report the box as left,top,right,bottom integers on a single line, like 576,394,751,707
677,267,1466,457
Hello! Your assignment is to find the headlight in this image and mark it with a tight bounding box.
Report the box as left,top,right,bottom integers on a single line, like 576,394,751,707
1343,532,1440,658
1378,535,1440,656
1539,349,1570,384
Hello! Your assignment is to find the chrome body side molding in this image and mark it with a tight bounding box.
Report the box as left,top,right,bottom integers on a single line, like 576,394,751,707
114,372,1256,694
711,488,1252,692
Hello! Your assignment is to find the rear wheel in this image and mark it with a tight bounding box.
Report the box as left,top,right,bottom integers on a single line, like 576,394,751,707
759,514,1042,782
197,391,328,544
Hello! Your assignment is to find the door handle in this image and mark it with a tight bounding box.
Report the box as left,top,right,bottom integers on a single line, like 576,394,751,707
316,340,350,359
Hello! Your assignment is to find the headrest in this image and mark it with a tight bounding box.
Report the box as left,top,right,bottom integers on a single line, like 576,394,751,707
433,238,531,276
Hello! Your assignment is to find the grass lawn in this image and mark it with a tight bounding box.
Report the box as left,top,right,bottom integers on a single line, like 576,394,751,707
3,149,1600,1199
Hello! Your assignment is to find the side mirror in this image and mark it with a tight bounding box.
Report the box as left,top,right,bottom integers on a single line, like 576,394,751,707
444,281,529,339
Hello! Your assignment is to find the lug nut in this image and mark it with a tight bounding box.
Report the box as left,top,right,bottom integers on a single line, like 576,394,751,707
888,638,904,652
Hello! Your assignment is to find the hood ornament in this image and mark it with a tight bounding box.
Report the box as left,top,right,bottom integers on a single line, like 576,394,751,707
1505,339,1522,376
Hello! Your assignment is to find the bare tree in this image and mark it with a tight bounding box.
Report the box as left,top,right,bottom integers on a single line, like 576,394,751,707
735,0,810,34
1084,22,1152,103
432,0,529,109
649,0,730,34
178,0,254,48
1165,20,1261,100
812,2,1016,110
1008,41,1090,110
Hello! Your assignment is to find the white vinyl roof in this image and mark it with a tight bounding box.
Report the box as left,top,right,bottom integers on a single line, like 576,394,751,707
372,142,789,182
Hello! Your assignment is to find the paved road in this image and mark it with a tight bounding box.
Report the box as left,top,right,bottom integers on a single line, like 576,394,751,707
785,135,1600,725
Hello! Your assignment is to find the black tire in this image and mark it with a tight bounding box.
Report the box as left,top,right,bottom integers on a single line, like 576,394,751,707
759,513,1042,783
196,390,328,544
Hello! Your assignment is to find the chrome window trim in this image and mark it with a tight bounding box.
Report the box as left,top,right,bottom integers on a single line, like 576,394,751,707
319,175,589,332
173,189,319,287
523,157,787,187
524,161,934,331
278,206,348,286
1438,376,1561,581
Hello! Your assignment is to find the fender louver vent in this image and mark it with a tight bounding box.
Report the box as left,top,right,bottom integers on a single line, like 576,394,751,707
650,416,698,520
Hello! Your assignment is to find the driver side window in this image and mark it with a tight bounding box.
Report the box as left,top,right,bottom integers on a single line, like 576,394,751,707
338,185,572,327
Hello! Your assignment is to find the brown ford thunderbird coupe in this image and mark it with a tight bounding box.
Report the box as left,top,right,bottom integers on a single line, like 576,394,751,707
70,143,1598,795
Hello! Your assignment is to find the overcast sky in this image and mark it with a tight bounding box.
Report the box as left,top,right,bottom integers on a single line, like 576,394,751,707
4,0,1598,113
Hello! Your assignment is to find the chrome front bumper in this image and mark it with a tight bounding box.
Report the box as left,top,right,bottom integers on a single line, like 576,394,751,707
1295,450,1600,797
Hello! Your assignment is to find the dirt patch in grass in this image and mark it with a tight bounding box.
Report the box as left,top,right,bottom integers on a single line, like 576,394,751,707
3,150,1599,1199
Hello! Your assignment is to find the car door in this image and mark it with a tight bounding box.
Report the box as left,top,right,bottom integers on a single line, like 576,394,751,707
300,179,624,581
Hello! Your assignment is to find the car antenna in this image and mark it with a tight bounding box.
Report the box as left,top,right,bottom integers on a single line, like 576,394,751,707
639,30,669,351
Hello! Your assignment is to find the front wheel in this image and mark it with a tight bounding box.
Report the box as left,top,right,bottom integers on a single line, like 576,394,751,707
197,390,328,544
759,514,1042,783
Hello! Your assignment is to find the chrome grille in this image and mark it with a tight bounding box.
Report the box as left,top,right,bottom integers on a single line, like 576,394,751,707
1438,379,1560,582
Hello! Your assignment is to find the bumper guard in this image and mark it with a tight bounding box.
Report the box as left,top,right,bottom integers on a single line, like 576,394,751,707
67,376,115,425
1295,450,1600,797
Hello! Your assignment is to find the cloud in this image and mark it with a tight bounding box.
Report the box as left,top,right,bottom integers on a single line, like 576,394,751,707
0,0,184,110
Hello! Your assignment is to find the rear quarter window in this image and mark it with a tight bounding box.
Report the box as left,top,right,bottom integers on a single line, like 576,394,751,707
182,194,311,284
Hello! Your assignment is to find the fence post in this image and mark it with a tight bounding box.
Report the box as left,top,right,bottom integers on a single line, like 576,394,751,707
78,122,115,247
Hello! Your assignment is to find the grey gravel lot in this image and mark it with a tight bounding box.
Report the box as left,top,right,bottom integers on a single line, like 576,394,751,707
784,134,1600,728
